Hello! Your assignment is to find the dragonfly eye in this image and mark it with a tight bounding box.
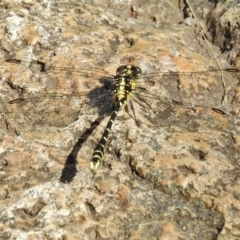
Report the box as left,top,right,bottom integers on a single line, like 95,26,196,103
116,66,128,75
116,65,142,77
131,66,142,77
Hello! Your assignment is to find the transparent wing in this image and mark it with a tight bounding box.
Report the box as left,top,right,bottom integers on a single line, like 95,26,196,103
1,59,115,131
141,68,239,132
1,59,239,133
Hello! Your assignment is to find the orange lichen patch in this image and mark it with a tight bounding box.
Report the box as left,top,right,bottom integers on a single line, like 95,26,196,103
161,222,182,239
3,150,32,168
171,57,195,74
117,185,131,207
232,135,240,151
234,85,240,101
3,62,33,87
94,177,119,194
233,56,240,68
97,180,112,194
21,25,42,46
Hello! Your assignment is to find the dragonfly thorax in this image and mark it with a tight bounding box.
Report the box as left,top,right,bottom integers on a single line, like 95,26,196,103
114,65,142,103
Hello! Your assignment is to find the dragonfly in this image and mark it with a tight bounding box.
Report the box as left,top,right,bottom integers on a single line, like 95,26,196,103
1,58,239,170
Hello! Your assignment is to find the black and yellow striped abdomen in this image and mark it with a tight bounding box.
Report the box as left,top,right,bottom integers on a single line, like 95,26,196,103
90,65,142,170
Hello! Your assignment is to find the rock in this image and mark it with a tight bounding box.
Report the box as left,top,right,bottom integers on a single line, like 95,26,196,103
0,0,239,239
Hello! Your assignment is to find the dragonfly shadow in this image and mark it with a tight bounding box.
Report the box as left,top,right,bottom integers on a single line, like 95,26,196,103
60,75,114,182
88,75,115,117
60,117,104,183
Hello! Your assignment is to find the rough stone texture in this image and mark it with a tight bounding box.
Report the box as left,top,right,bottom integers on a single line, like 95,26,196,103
207,0,240,67
0,0,240,239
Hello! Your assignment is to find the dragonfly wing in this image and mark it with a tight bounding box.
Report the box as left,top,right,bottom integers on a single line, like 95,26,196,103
1,59,115,132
